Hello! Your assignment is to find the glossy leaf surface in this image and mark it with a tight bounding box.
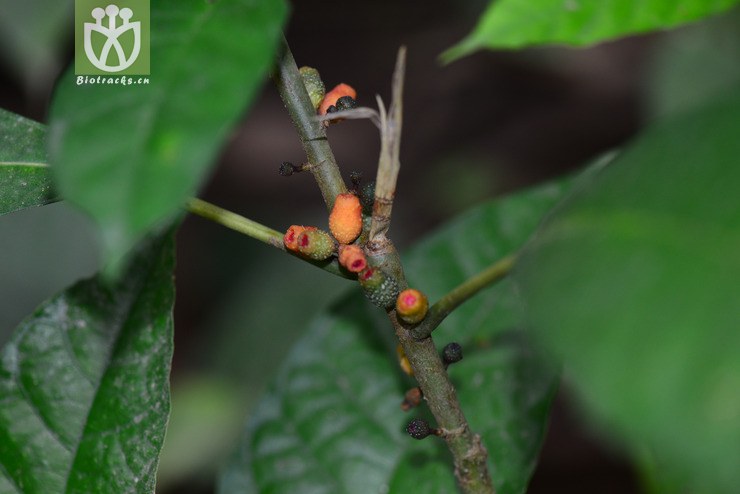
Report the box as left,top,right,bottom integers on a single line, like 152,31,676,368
0,109,57,215
0,231,176,493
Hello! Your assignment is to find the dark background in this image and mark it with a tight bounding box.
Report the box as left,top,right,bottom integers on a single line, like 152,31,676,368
4,0,729,492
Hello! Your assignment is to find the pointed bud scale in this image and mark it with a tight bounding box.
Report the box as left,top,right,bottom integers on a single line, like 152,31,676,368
318,83,357,116
284,225,306,252
338,244,367,273
396,289,429,325
358,267,400,309
299,66,325,111
296,228,335,260
329,193,363,244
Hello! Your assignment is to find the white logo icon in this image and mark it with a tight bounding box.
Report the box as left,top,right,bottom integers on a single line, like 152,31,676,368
84,4,141,72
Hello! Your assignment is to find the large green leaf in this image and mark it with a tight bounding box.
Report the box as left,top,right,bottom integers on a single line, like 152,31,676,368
219,178,575,494
0,109,57,215
0,230,176,494
48,0,287,271
646,9,740,118
513,90,740,492
442,0,740,62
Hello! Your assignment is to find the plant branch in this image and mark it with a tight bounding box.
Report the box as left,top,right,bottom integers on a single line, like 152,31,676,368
185,197,352,279
369,46,406,244
273,37,347,209
412,253,517,340
274,39,494,494
186,197,283,247
394,317,495,494
364,47,407,284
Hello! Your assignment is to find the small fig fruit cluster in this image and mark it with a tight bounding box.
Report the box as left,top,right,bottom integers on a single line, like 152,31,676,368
283,225,335,260
283,185,371,268
288,68,438,331
299,65,357,122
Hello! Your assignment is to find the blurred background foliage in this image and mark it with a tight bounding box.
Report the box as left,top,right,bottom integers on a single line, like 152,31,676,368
0,1,738,492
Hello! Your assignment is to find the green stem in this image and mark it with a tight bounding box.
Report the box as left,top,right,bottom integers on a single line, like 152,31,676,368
395,317,495,494
274,39,494,494
185,198,352,279
186,197,282,247
273,37,347,209
412,254,517,340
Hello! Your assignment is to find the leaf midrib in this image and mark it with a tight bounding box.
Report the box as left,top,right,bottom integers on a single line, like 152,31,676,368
62,252,163,493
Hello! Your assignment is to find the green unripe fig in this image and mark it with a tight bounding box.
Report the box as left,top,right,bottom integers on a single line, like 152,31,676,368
296,228,335,260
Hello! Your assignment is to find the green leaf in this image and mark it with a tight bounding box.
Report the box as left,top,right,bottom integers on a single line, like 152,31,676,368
48,0,288,270
513,90,740,492
0,230,176,494
219,179,574,494
0,109,57,215
442,0,740,62
646,9,740,118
